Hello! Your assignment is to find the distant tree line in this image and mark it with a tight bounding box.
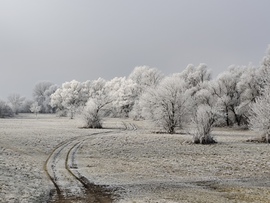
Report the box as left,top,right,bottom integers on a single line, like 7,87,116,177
1,45,270,143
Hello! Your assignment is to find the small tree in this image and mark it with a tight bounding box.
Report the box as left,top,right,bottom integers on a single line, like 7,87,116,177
192,105,217,144
30,102,41,117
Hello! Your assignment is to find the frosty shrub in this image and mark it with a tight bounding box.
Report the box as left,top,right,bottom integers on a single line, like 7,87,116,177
81,99,103,128
249,86,270,143
0,100,14,118
192,105,217,144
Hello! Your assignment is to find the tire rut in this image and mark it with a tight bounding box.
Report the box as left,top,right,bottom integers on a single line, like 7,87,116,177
44,132,116,203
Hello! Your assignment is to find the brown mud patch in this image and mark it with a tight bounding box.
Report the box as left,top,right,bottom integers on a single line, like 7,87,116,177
48,181,120,203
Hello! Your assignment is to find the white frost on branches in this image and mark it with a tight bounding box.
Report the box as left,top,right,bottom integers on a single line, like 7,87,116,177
50,80,90,118
192,105,217,144
249,86,270,143
140,76,189,134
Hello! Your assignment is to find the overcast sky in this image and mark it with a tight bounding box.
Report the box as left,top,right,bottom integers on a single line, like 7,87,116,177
1,0,270,99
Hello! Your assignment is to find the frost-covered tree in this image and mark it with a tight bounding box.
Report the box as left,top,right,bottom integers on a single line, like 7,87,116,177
81,98,109,128
7,93,25,114
33,81,57,113
192,105,217,144
80,78,113,128
50,88,67,116
30,102,41,117
209,66,245,126
175,63,211,89
235,66,261,125
131,64,213,122
173,64,214,121
51,80,90,118
106,77,138,117
249,86,270,143
258,44,270,87
128,66,164,119
81,99,102,128
140,76,189,134
43,84,58,113
129,66,164,94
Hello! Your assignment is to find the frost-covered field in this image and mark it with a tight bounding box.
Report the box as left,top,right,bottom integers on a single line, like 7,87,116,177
78,123,270,203
0,114,103,203
1,114,270,203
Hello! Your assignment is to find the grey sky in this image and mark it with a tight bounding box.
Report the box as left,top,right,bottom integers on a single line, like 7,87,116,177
1,0,270,99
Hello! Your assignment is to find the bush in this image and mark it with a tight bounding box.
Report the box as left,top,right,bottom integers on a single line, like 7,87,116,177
80,99,103,128
191,105,216,144
0,100,14,118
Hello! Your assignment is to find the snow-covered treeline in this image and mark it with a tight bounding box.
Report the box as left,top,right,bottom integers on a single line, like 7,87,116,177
2,46,270,143
45,46,270,142
50,66,162,125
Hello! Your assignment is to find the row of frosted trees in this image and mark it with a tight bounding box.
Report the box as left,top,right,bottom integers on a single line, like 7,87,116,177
0,81,58,118
2,45,269,143
46,45,270,144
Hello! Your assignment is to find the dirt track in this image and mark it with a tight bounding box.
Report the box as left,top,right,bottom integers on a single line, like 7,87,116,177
45,132,115,203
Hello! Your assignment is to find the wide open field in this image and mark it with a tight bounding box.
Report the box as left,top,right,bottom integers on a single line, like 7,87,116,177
0,114,270,203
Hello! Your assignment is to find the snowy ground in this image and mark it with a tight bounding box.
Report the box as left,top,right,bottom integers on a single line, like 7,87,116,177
0,114,270,202
0,114,102,203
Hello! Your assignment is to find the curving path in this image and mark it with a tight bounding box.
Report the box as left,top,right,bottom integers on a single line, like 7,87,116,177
44,132,114,203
